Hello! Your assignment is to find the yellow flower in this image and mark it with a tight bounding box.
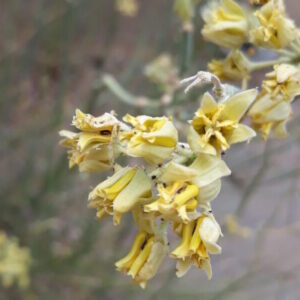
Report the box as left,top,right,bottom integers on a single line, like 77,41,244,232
208,50,251,82
88,167,152,225
115,231,168,288
72,109,120,133
145,182,200,223
145,154,231,222
121,114,178,164
262,64,300,101
170,214,222,278
188,90,257,155
59,130,114,173
250,0,297,49
115,0,138,17
248,91,292,139
0,231,31,288
201,0,249,49
59,109,122,172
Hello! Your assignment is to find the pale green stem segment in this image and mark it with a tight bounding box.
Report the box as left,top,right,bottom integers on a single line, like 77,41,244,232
249,57,290,72
102,74,161,108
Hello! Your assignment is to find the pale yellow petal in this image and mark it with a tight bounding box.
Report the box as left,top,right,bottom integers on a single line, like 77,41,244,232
221,89,258,122
78,160,111,173
59,130,77,139
272,120,288,138
263,101,292,122
176,258,192,278
113,169,152,213
201,93,218,114
276,64,298,83
127,143,175,165
188,126,217,155
226,123,256,145
78,132,110,151
202,259,212,280
197,179,222,203
142,120,178,147
135,241,168,283
248,93,273,116
190,154,231,186
89,167,132,200
160,161,198,184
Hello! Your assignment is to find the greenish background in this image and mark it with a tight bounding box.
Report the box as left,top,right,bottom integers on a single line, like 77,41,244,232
0,0,299,299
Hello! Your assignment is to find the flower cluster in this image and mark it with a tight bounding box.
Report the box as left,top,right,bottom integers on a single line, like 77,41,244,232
0,231,31,288
60,84,258,287
248,64,300,139
203,0,300,139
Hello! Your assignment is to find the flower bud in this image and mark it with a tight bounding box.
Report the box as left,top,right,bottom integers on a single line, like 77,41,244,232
202,0,249,49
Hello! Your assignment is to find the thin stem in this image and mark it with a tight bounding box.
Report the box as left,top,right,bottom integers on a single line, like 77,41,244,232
179,24,194,75
289,41,300,55
250,57,290,72
102,74,161,108
274,48,295,57
241,77,248,90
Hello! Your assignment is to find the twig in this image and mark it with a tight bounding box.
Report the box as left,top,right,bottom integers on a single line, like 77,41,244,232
102,74,161,108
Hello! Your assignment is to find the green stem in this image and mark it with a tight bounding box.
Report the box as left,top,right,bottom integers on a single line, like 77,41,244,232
102,74,161,108
289,41,300,55
250,57,290,72
179,29,194,75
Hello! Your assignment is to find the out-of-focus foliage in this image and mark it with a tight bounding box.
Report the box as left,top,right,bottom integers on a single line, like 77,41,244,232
0,0,300,299
0,232,31,288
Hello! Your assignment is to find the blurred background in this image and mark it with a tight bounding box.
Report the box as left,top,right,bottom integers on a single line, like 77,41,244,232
0,0,299,299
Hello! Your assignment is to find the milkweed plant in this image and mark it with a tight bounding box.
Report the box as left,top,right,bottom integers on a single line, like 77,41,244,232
59,0,300,289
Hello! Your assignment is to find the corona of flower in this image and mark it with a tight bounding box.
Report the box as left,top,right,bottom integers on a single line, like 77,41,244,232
201,0,249,49
208,50,251,82
170,213,222,278
250,0,297,49
115,231,168,288
59,109,122,172
262,64,300,101
121,114,178,164
145,154,231,222
88,167,152,224
248,91,292,139
188,90,257,155
0,231,31,288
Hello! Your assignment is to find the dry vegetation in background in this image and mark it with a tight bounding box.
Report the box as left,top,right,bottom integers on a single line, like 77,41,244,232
0,0,299,299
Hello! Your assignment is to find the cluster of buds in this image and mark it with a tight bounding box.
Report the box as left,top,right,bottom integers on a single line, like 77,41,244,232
60,81,258,287
0,231,31,288
202,0,300,139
